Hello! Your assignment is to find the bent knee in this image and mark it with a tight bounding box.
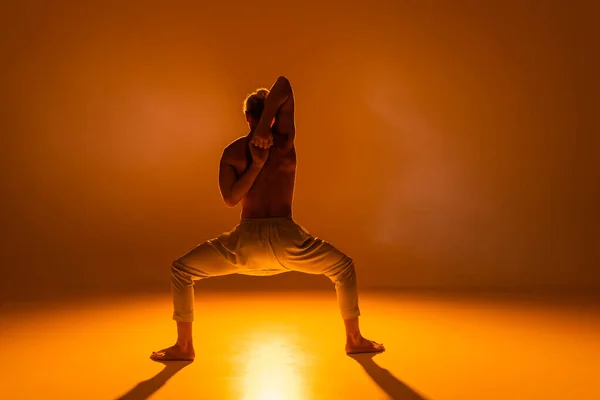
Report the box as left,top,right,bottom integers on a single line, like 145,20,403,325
327,256,356,282
171,258,210,280
171,259,185,273
341,258,356,279
171,260,188,279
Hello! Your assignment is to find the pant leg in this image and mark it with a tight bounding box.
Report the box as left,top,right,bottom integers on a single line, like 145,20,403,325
271,218,360,320
171,226,245,322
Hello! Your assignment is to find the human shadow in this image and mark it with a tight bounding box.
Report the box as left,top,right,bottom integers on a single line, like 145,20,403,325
115,360,192,400
349,353,430,400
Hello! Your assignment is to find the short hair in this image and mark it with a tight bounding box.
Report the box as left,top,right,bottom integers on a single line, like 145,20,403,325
243,88,270,120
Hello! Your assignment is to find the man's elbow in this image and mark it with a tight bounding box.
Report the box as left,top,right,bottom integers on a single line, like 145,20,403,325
223,195,238,208
276,76,292,90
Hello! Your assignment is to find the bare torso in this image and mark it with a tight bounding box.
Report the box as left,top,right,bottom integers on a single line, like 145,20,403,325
227,131,296,219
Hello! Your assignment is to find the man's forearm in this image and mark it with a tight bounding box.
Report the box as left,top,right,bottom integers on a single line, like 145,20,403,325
227,162,263,206
255,76,292,137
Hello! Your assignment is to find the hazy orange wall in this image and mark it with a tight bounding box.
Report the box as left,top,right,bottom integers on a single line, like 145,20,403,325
1,1,598,301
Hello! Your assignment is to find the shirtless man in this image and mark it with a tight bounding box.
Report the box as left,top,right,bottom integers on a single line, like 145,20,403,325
150,76,385,361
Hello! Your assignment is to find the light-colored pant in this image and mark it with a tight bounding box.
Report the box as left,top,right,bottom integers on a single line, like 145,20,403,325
171,217,360,322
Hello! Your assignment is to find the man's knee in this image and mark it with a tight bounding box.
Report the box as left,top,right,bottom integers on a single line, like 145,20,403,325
171,258,211,283
327,256,356,283
170,259,197,287
341,257,356,281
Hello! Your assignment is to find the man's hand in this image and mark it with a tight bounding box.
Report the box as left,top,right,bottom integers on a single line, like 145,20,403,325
250,130,273,149
249,139,270,167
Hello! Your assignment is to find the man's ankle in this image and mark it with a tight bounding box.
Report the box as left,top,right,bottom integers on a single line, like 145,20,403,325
346,332,362,343
176,339,193,350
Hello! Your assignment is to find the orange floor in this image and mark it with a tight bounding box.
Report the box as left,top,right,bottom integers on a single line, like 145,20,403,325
1,291,599,399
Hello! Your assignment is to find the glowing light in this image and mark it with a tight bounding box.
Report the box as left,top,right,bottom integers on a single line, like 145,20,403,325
237,330,308,400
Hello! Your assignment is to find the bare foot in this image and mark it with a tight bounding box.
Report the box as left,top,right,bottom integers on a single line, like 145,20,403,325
345,336,385,355
150,344,195,362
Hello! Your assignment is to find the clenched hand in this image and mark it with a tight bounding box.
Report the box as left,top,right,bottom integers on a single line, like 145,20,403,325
250,131,273,149
249,139,270,167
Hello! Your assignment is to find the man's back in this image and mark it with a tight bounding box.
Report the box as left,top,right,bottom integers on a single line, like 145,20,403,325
223,132,296,219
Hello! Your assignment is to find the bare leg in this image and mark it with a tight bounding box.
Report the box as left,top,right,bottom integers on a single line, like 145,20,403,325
150,321,195,361
344,316,385,355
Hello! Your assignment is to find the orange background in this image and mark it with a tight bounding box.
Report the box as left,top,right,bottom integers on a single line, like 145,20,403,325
1,1,598,302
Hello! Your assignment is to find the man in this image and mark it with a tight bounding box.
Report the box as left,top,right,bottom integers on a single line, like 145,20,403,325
150,76,385,361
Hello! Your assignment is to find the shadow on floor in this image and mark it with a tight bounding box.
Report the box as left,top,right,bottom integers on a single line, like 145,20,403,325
114,360,192,400
350,353,430,400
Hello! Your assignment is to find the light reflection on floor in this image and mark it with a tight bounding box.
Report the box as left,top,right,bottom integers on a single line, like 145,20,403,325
237,331,307,400
1,291,599,400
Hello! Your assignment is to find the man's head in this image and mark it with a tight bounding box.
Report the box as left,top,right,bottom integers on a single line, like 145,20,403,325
243,88,271,129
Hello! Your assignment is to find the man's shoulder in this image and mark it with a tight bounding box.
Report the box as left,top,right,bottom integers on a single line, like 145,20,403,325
222,136,248,161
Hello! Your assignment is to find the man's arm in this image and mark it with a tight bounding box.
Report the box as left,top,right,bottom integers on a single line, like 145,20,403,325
273,78,295,141
251,76,294,148
218,148,265,207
